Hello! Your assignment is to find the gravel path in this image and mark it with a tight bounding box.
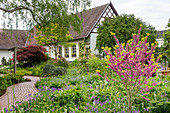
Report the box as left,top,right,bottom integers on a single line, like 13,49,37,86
0,76,40,111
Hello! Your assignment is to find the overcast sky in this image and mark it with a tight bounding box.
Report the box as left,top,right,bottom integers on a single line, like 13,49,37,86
91,0,170,31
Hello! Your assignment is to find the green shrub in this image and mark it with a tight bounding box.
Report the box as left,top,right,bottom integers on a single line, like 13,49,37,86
1,57,7,65
71,59,79,67
6,73,25,83
0,69,8,74
42,64,56,76
7,58,13,65
0,72,25,96
56,58,69,68
53,67,67,76
87,55,106,72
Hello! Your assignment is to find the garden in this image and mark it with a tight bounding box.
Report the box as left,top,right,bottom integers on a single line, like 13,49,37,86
0,25,169,113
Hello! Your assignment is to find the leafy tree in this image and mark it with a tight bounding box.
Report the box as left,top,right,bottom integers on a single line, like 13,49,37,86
161,19,170,68
0,0,91,33
1,57,7,65
16,45,47,66
35,23,74,59
96,14,157,55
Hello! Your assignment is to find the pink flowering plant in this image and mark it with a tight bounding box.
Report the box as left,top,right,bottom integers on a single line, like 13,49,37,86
96,25,162,112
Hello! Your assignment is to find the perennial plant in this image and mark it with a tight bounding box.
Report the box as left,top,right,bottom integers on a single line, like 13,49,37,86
97,25,162,112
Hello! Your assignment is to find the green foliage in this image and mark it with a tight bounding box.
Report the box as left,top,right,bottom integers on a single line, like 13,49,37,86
70,59,79,67
96,14,157,54
42,64,56,76
11,69,170,113
1,57,7,65
35,23,75,59
56,58,69,68
42,64,67,76
87,55,106,72
133,76,170,113
0,72,25,96
0,69,8,74
161,19,170,67
0,0,91,31
53,67,67,76
75,43,92,72
7,58,13,65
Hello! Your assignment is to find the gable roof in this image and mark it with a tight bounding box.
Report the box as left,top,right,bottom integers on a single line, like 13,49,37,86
69,2,118,40
0,29,28,49
156,30,167,39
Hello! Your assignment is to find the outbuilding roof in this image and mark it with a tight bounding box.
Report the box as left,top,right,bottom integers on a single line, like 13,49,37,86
0,29,28,49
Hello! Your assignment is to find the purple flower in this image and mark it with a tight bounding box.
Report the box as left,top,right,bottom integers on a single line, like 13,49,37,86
144,108,149,111
6,109,8,113
92,106,94,110
38,88,42,92
28,93,31,97
91,96,97,99
94,108,97,111
52,88,57,92
85,106,88,109
94,99,99,104
51,97,55,101
57,88,63,91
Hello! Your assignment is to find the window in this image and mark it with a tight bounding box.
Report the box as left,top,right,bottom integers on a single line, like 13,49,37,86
65,47,69,57
72,45,76,57
58,46,62,58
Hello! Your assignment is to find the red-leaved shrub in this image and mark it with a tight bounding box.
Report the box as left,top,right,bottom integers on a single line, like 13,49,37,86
16,45,47,65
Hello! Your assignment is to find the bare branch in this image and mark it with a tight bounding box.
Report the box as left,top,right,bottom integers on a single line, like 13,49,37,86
0,6,41,27
0,6,23,13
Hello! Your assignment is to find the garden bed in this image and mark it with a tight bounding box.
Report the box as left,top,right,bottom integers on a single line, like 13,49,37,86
8,72,170,113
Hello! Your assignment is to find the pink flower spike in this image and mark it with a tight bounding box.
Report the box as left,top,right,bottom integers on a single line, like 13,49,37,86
105,73,110,82
143,93,149,96
152,82,157,86
144,81,148,84
143,86,152,91
142,97,150,101
145,98,150,101
97,73,103,79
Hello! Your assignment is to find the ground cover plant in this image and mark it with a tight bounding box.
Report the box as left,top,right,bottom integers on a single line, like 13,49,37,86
0,73,26,96
6,71,170,113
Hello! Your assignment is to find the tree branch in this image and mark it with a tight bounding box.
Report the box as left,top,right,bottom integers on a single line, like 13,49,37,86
0,6,41,27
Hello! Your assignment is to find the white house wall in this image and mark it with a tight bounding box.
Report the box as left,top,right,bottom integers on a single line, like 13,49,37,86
0,50,13,64
90,33,99,55
45,41,82,62
156,38,164,47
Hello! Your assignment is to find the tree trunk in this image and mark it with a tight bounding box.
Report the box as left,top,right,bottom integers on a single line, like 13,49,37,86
128,95,132,113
